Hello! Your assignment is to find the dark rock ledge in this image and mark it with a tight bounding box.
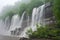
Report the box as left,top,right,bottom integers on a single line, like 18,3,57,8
19,37,53,40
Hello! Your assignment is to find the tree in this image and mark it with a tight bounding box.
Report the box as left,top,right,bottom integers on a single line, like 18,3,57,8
0,0,44,19
26,0,43,16
53,0,60,27
18,3,27,16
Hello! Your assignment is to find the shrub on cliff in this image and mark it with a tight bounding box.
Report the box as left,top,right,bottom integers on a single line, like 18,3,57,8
26,24,60,40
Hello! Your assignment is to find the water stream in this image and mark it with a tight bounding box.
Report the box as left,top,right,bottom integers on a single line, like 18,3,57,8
0,4,45,37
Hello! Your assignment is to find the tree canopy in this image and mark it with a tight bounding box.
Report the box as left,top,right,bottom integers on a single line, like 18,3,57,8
53,0,60,27
0,0,44,19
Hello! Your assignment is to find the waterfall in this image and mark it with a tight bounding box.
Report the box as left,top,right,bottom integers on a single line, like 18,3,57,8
9,14,20,31
4,16,11,30
10,11,25,29
19,11,26,28
9,11,26,35
19,15,30,37
19,4,45,37
0,4,45,37
31,4,45,31
27,16,30,26
0,20,5,34
0,16,11,35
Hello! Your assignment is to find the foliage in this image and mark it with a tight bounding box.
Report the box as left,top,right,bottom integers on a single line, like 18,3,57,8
26,0,43,16
18,3,27,16
18,0,43,16
26,0,60,39
0,0,44,19
26,24,60,40
2,10,16,20
53,0,60,28
45,0,52,3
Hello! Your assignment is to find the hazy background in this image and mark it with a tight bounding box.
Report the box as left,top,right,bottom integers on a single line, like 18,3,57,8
0,0,21,13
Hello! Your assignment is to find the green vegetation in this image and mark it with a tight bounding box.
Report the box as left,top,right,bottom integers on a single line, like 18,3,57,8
18,3,27,16
26,25,60,40
26,0,43,15
53,0,60,28
45,0,52,3
17,0,43,16
0,0,44,19
0,0,60,39
0,10,16,20
26,0,60,40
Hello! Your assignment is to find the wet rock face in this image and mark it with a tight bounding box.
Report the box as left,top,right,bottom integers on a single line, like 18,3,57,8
43,2,53,18
42,2,56,25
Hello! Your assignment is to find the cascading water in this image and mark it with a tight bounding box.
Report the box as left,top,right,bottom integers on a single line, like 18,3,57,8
9,14,20,31
4,16,11,30
0,16,11,35
9,11,26,36
18,11,26,28
27,16,30,26
0,4,45,37
19,15,30,37
0,19,5,34
19,4,45,37
31,4,45,31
